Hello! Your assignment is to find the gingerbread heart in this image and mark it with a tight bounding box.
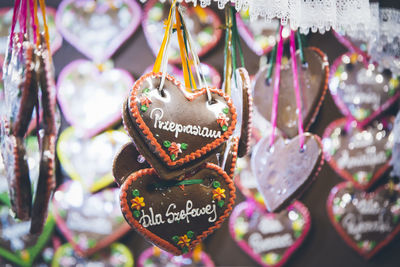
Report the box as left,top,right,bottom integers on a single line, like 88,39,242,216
57,127,130,192
327,182,400,259
230,200,311,267
125,72,236,180
112,136,237,186
52,242,134,267
0,7,62,57
236,10,284,56
323,117,394,190
235,155,265,206
119,163,236,255
330,53,400,127
251,133,324,212
143,0,222,64
0,203,56,267
231,67,253,158
253,47,329,138
56,0,141,61
57,60,134,136
52,181,131,256
138,246,215,267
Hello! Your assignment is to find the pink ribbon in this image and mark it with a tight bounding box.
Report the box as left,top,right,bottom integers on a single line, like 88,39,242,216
19,0,27,40
289,30,305,149
9,0,21,48
333,30,369,68
29,0,37,44
269,25,284,148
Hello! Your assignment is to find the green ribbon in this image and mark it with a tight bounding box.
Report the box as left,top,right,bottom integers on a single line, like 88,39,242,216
153,179,204,189
296,31,307,66
265,25,280,83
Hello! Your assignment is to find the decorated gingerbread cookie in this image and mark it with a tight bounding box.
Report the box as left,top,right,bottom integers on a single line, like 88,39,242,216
230,200,311,267
52,242,134,267
124,72,236,180
56,0,141,61
52,181,131,256
251,133,324,212
253,47,329,138
327,182,400,259
143,0,221,64
119,163,236,255
330,52,400,127
57,60,135,137
0,202,56,267
323,117,394,190
138,246,215,267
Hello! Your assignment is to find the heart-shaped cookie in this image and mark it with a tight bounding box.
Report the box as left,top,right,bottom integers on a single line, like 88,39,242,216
0,7,62,57
330,53,400,127
235,155,265,206
323,117,394,190
0,203,56,267
113,136,238,186
125,72,236,180
231,68,253,158
120,163,236,255
57,60,134,137
236,10,285,56
143,0,222,64
229,200,311,267
138,246,215,267
327,182,400,259
56,0,141,61
57,127,130,192
52,242,134,267
251,133,324,212
52,181,131,256
253,47,329,138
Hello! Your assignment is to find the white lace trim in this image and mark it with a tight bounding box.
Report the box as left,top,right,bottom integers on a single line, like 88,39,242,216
140,0,371,34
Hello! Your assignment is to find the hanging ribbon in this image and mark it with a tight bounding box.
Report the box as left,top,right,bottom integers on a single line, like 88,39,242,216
333,31,369,68
289,30,305,150
38,0,52,60
153,0,177,73
19,0,28,39
223,6,233,95
265,26,280,84
269,25,284,148
33,0,40,46
28,0,38,44
9,0,21,48
176,8,196,90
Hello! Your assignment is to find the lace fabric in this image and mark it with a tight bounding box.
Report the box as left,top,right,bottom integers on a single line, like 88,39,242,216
140,0,371,34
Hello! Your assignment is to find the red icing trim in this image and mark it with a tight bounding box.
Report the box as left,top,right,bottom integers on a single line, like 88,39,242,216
322,117,391,190
129,72,237,167
326,182,400,259
119,163,236,255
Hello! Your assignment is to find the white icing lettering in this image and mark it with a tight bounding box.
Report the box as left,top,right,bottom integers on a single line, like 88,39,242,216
150,107,222,139
249,233,294,254
337,150,387,169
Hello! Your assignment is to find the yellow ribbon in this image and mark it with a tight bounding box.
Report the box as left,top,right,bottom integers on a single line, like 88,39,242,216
153,0,177,73
38,0,51,61
175,8,196,91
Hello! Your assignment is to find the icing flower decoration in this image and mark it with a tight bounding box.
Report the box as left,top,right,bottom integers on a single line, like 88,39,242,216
131,196,145,210
140,95,152,108
168,142,182,159
217,113,229,128
358,240,376,251
263,252,282,265
212,187,226,201
177,235,191,248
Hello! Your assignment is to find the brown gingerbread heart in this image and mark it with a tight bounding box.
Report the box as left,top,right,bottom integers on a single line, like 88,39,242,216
252,133,324,212
124,72,236,180
253,47,329,138
235,68,253,158
119,163,236,255
113,137,238,185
